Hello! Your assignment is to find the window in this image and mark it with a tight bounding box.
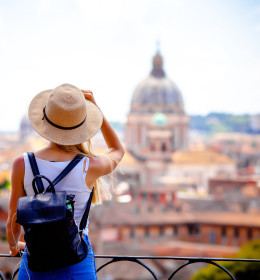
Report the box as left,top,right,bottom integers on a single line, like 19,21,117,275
209,231,216,244
188,224,200,236
162,142,166,152
234,228,239,239
130,228,135,238
132,207,139,214
147,206,153,213
222,227,226,238
188,225,193,236
153,194,159,202
161,205,167,212
247,228,252,240
145,227,150,237
159,226,164,236
173,225,178,236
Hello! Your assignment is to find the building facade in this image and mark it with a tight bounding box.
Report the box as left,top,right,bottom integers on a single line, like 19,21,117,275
125,50,189,156
122,50,190,190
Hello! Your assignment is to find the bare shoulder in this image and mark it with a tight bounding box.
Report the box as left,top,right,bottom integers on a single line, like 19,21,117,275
12,154,25,181
10,154,26,204
12,154,25,171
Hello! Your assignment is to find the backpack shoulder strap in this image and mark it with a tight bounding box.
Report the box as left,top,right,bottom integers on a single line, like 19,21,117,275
27,152,44,194
79,188,94,232
44,154,85,193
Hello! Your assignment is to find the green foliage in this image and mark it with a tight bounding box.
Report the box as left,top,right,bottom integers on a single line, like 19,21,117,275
1,236,7,242
192,240,260,280
0,179,10,190
190,113,251,134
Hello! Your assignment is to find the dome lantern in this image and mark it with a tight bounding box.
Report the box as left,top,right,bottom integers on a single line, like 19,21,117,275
151,51,165,78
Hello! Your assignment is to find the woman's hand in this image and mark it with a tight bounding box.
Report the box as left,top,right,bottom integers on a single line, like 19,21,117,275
9,241,25,256
81,90,97,106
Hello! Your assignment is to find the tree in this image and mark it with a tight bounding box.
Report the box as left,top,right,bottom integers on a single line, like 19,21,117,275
192,240,260,280
0,179,10,190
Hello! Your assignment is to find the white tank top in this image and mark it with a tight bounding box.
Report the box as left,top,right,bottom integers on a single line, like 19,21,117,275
23,153,91,235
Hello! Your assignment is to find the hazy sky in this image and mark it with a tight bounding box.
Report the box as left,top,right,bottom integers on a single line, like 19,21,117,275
0,0,260,131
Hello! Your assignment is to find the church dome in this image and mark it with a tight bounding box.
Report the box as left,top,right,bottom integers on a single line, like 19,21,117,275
20,113,35,139
131,51,184,114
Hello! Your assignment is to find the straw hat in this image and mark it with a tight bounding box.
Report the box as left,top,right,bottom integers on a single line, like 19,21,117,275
28,83,103,145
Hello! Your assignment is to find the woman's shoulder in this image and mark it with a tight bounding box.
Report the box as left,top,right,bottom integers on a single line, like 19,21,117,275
12,154,25,174
13,154,25,165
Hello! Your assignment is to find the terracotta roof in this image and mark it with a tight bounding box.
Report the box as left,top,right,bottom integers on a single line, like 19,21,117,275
141,240,239,257
121,151,138,165
191,211,260,227
91,201,260,228
171,150,234,165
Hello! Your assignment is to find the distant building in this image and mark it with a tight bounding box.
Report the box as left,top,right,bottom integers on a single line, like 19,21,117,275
90,201,260,257
19,114,35,139
126,49,189,155
120,50,191,192
250,115,260,133
209,132,260,172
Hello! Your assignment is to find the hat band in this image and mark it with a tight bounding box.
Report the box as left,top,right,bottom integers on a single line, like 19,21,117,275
42,107,86,130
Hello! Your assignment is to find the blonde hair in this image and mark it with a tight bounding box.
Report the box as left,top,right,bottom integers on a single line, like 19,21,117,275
57,140,117,205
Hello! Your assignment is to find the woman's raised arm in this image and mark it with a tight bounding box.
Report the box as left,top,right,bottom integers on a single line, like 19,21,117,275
81,90,125,179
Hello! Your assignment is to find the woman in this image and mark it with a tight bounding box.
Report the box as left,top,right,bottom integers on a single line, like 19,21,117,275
6,84,124,279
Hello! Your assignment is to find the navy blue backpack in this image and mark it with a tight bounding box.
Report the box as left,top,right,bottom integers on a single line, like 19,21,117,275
16,152,93,272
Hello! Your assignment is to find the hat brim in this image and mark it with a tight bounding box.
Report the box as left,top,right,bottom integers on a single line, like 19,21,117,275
28,89,103,145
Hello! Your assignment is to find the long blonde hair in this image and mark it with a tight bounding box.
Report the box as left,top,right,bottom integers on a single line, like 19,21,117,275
57,140,117,205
